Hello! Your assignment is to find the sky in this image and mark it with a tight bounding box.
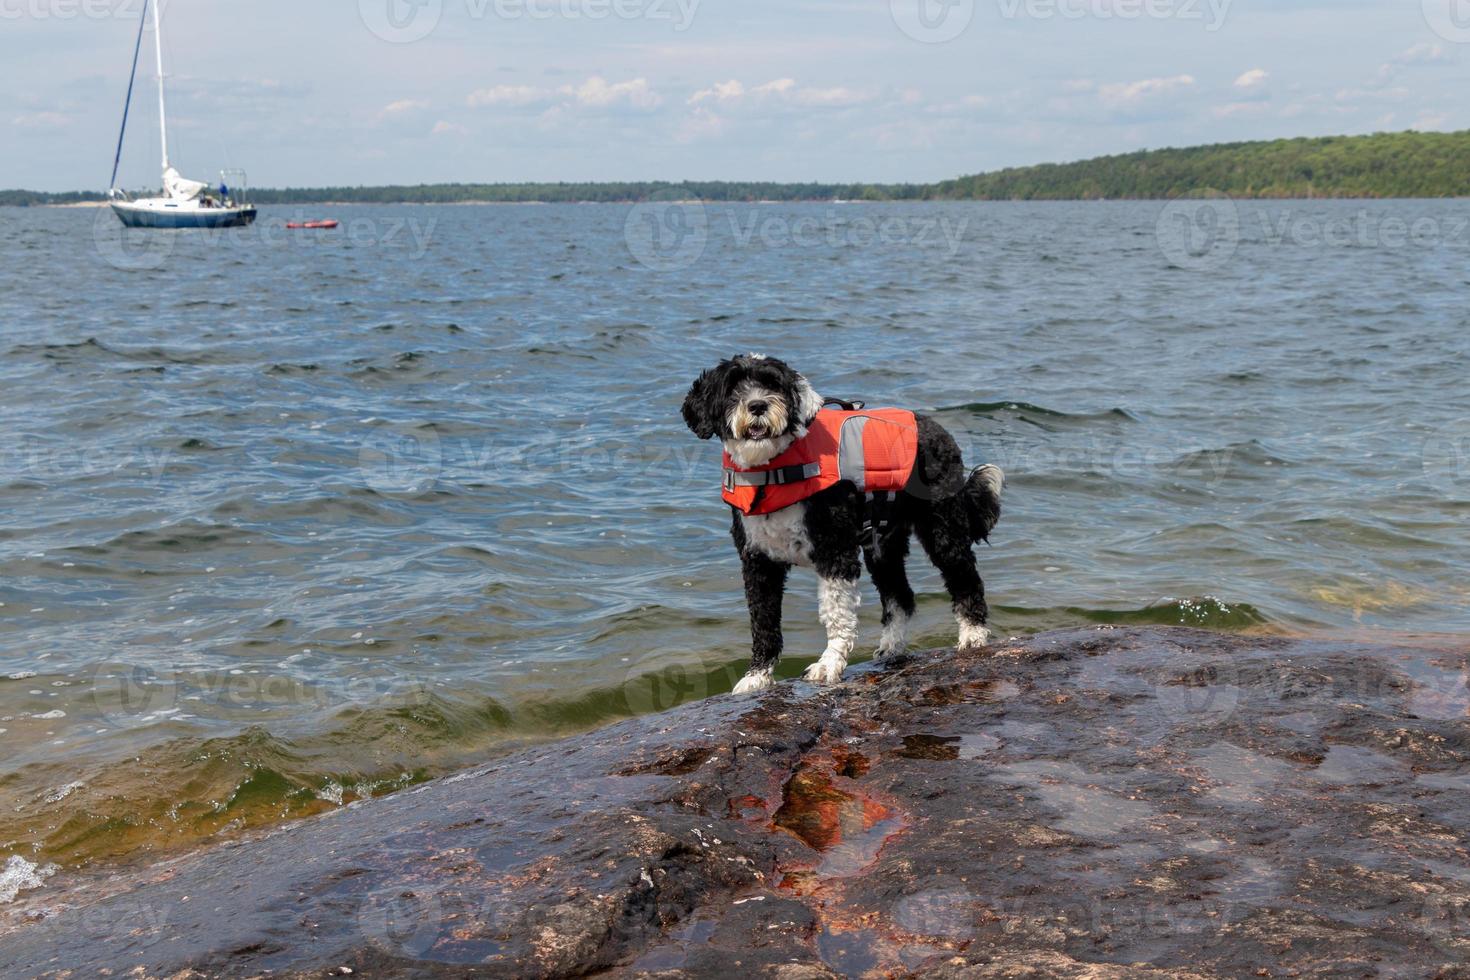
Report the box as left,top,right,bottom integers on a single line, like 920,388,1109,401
2,0,1467,191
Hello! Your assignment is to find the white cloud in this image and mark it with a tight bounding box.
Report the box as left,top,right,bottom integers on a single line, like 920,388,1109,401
431,120,467,136
466,77,661,114
688,80,745,105
1233,69,1269,90
676,107,726,143
1410,111,1449,131
559,76,661,109
1097,75,1195,108
1395,42,1446,66
753,79,796,97
466,85,545,108
11,111,70,129
684,77,868,110
1373,42,1448,88
381,99,429,116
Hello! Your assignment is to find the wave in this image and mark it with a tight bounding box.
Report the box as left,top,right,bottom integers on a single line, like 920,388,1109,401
935,400,1139,425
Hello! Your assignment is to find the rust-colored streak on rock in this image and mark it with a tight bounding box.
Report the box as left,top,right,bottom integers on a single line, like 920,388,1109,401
772,764,852,853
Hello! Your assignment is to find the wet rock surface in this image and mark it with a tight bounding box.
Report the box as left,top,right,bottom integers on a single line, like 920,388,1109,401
4,626,1470,978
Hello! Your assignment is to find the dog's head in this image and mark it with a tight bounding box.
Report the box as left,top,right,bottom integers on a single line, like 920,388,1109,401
681,354,824,468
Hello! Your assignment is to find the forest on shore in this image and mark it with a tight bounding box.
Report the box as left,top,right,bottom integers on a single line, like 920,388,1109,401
6,130,1467,206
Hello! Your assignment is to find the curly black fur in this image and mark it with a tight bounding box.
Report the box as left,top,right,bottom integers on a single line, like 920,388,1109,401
683,356,1003,685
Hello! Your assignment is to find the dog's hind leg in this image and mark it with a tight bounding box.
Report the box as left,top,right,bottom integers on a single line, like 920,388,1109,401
734,550,789,694
864,534,915,657
914,510,992,651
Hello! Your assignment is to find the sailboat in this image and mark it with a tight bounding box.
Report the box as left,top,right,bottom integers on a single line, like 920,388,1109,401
108,0,256,229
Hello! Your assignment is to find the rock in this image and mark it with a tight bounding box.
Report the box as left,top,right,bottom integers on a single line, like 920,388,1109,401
3,627,1470,978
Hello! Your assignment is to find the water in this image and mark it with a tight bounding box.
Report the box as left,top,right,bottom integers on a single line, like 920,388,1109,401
1,199,1468,875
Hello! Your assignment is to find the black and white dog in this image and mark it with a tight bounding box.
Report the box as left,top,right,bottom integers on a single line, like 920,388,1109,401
682,354,1004,693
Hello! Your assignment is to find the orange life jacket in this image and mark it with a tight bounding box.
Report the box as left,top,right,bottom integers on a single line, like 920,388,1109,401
722,408,919,516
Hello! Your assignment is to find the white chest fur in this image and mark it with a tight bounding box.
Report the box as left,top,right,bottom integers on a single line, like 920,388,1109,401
740,504,813,567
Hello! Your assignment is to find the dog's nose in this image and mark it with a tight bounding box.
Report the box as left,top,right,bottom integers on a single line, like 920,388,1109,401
748,400,769,416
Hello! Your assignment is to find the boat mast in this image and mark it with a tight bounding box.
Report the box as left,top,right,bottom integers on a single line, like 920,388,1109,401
153,0,169,171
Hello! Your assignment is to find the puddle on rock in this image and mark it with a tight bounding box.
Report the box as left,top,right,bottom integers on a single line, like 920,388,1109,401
773,759,907,894
626,913,719,973
815,924,881,976
897,733,1000,761
919,679,1021,706
1192,743,1297,805
1312,745,1405,786
1395,652,1470,720
989,760,1155,838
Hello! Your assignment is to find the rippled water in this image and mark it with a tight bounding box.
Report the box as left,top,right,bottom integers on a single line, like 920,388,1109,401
2,200,1468,875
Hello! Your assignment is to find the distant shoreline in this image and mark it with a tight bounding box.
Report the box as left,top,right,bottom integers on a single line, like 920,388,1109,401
8,129,1469,206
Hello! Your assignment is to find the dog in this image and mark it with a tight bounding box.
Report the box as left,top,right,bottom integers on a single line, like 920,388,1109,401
681,354,1003,693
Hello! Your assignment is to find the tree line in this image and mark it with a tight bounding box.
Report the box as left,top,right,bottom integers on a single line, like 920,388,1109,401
6,130,1467,206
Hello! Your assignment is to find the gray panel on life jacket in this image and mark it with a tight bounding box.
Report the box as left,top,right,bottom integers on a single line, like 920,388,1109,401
838,415,869,490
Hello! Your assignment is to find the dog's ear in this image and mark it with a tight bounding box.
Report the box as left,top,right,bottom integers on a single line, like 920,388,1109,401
682,369,720,440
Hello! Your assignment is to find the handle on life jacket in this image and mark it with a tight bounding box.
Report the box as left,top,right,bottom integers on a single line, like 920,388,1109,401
823,397,866,411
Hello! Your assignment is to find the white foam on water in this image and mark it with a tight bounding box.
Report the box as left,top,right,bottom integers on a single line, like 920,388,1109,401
0,855,55,904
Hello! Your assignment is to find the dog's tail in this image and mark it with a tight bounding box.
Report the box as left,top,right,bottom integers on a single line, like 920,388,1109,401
961,464,1004,544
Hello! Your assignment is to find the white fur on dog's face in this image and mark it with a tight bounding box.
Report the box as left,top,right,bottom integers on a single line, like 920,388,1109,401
681,354,825,468
722,375,823,469
724,380,793,469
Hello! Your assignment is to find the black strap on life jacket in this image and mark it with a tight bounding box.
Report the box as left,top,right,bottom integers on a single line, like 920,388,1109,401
823,397,865,411
861,491,898,558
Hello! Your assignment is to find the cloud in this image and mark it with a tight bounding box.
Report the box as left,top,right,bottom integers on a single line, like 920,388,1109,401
466,85,545,108
1097,74,1195,109
381,99,429,116
431,120,467,136
1372,42,1448,88
1394,42,1446,66
1410,111,1449,131
688,80,746,105
559,76,661,109
11,111,70,129
466,77,661,114
685,77,868,110
1233,69,1269,90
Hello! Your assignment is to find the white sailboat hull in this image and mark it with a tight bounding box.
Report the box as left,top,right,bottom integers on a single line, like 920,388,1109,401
111,197,257,229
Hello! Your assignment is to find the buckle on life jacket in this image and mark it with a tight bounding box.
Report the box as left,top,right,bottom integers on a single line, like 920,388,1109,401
724,461,822,491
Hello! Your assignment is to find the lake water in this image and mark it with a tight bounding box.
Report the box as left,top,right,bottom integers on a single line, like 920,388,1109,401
2,199,1468,877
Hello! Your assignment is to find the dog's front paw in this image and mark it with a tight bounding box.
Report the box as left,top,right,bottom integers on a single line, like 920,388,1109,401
732,668,774,695
802,651,848,686
956,620,993,651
